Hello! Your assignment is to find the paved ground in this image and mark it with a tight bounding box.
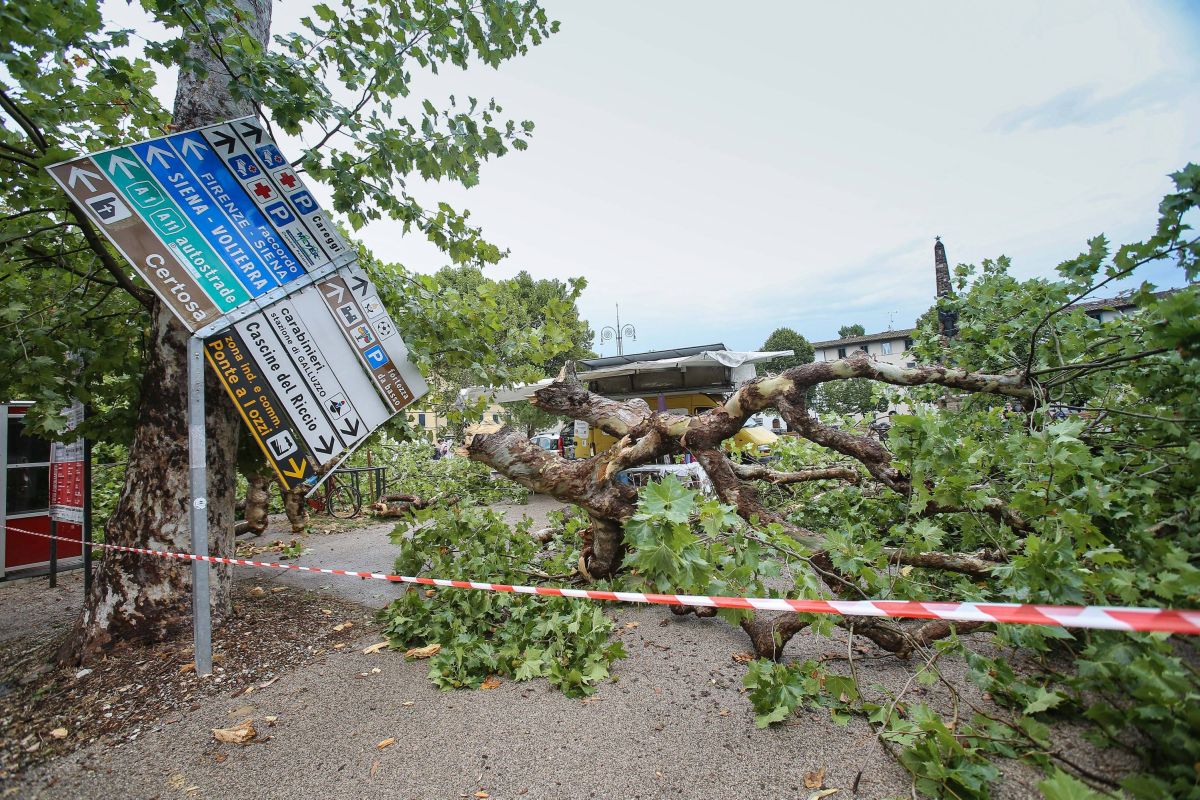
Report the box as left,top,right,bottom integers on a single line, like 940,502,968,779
0,568,85,646
3,496,1072,799
237,495,566,608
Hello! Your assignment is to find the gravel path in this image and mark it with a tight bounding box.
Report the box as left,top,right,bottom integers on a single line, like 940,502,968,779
5,495,1067,799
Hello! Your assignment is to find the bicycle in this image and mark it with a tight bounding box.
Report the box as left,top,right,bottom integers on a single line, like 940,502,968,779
321,472,362,519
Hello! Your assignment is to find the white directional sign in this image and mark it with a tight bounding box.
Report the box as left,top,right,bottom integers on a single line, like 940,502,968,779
233,314,345,464
51,116,429,492
261,287,392,445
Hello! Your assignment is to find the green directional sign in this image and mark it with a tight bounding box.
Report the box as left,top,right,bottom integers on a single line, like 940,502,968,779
95,148,251,311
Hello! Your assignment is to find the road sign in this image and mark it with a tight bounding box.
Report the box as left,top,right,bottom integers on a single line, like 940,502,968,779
50,117,431,683
218,272,426,479
51,118,429,490
50,401,86,524
141,132,308,290
315,269,428,413
200,118,350,271
259,289,390,448
233,314,345,466
47,159,221,331
204,330,314,490
340,263,427,391
230,118,350,260
90,147,253,309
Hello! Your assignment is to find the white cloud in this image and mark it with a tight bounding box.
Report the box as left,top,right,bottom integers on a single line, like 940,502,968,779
99,0,1200,353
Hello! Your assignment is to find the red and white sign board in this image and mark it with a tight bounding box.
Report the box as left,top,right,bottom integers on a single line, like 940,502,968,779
50,401,86,524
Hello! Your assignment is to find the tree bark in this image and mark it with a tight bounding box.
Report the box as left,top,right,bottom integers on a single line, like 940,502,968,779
467,426,636,576
473,353,1033,551
282,487,310,535
60,0,272,664
467,353,1035,660
239,469,271,536
740,613,811,661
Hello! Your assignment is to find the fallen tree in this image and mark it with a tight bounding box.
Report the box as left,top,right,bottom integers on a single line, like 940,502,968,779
468,354,1030,657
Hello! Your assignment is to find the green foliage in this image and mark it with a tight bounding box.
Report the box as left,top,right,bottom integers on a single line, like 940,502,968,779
90,441,127,534
347,437,528,506
277,539,305,559
743,658,859,727
415,265,592,424
1039,770,1108,800
620,475,776,625
757,327,815,375
1,0,574,446
379,506,624,697
359,248,590,427
614,171,1200,796
813,378,882,416
838,323,866,338
502,400,562,438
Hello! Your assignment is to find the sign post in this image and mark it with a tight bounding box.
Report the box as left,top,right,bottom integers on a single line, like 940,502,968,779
187,337,213,676
48,115,428,680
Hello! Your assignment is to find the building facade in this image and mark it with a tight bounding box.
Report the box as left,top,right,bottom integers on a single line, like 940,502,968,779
811,328,917,367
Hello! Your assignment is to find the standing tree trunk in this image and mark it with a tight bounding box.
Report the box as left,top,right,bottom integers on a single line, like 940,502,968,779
61,0,273,664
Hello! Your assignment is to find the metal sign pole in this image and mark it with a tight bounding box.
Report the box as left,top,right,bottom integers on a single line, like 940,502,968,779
186,336,213,676
83,428,92,595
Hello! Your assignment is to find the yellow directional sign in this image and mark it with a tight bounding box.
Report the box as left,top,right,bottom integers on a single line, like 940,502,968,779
203,330,315,490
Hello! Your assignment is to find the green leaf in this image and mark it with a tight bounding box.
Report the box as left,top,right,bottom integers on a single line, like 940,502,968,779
1038,769,1107,800
1023,687,1066,715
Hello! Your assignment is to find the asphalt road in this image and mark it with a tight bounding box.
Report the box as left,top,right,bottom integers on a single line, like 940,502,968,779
9,497,1065,799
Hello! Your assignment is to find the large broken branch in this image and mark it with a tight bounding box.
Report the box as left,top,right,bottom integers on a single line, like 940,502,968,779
468,353,1035,585
731,462,860,485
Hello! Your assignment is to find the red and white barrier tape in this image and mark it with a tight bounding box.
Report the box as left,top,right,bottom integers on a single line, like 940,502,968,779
8,524,1200,635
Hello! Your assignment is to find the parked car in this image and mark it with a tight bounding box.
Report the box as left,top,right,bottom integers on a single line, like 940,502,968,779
530,429,574,458
615,463,714,495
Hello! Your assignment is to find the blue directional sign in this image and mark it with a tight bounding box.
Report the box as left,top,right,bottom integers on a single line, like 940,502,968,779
129,140,304,298
165,131,306,287
200,124,327,270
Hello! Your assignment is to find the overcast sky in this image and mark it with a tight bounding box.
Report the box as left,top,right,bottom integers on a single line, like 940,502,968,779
108,0,1200,355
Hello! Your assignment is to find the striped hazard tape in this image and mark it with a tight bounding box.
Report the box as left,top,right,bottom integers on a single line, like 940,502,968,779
8,524,1200,635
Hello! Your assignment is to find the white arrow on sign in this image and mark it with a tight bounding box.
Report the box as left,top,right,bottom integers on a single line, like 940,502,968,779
180,138,209,161
67,166,101,192
106,154,137,180
144,144,174,168
323,283,345,304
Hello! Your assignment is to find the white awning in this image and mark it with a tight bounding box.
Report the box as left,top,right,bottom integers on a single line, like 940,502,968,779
478,350,791,404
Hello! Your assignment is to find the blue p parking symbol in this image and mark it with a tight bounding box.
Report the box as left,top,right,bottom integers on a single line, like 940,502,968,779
364,345,389,368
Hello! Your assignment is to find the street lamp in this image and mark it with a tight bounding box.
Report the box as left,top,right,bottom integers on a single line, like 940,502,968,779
599,304,637,356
